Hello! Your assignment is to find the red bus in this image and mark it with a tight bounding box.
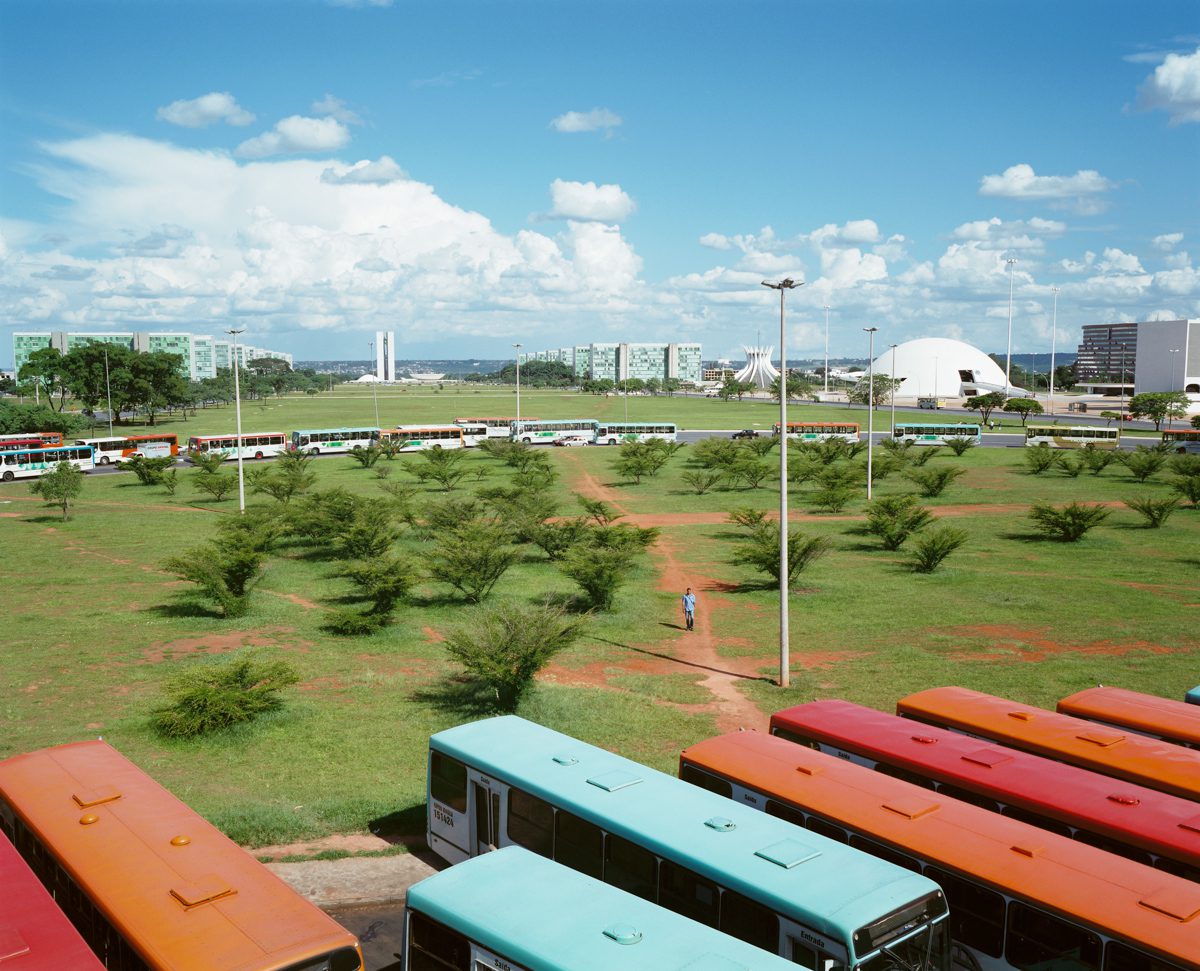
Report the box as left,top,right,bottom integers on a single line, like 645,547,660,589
770,699,1200,881
681,730,1200,971
74,433,179,465
0,827,105,970
0,741,363,971
0,436,45,452
0,431,62,447
897,686,1200,803
1059,686,1200,751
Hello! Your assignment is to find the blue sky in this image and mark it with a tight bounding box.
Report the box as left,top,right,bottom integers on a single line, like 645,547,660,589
1,0,1197,366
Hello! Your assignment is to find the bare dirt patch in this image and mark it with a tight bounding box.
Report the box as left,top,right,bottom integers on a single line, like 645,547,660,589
252,833,394,861
136,627,314,665
262,589,321,610
422,626,446,644
935,624,1185,663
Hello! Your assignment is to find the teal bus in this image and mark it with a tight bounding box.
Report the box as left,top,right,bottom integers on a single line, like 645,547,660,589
511,419,600,444
0,444,94,482
892,423,981,446
593,422,678,445
404,845,804,971
427,716,950,971
288,427,380,455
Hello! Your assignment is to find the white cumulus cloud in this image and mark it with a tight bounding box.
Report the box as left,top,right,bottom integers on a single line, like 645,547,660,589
1134,47,1200,125
979,163,1114,201
236,116,351,159
321,156,407,185
550,108,622,134
157,92,254,128
547,179,635,222
312,94,362,125
1153,232,1184,251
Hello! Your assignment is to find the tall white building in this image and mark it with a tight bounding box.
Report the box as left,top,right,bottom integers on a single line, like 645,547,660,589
1134,319,1199,403
375,331,396,382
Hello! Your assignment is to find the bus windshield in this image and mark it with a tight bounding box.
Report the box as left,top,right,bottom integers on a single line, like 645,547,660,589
856,896,949,971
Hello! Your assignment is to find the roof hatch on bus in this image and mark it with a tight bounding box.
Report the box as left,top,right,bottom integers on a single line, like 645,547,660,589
960,748,1013,769
1177,814,1200,836
0,929,31,962
1076,729,1126,748
586,770,643,792
1137,884,1200,923
754,838,821,869
72,786,122,808
881,796,940,821
169,876,237,909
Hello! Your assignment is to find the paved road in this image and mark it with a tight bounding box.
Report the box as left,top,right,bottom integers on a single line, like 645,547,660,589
327,904,406,971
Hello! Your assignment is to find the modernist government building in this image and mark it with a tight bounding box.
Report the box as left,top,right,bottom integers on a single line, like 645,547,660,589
519,342,703,385
13,331,293,381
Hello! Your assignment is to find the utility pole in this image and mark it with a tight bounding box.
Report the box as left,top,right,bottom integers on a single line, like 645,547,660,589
1005,258,1017,395
864,327,878,500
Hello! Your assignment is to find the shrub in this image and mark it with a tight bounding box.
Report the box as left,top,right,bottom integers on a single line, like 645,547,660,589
681,470,724,494
690,438,741,470
728,507,770,532
865,494,933,550
1123,495,1180,528
1058,455,1084,478
577,495,622,525
528,519,591,560
909,526,969,573
731,529,831,589
1080,446,1117,476
560,545,633,610
442,602,587,711
1169,454,1200,478
944,437,976,457
247,452,315,503
909,447,942,467
613,441,670,484
1172,475,1200,508
1024,444,1060,475
411,447,468,491
160,468,178,495
124,454,177,485
727,457,773,490
188,450,226,474
337,500,401,560
809,484,856,513
194,470,237,502
1118,446,1167,483
163,534,266,617
905,466,966,498
150,656,299,738
29,461,85,521
743,436,778,458
348,444,384,468
428,521,518,602
1028,502,1110,542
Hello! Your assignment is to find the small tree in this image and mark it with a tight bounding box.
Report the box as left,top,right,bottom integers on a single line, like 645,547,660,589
909,527,969,573
613,441,669,484
560,545,634,610
428,521,518,602
865,494,933,550
963,391,1006,425
150,656,299,738
29,460,84,520
1080,446,1117,476
348,443,384,468
1024,444,1061,475
528,519,591,560
163,534,266,617
1172,474,1200,508
732,529,831,589
944,437,976,457
905,466,965,498
743,436,778,458
188,450,226,474
328,552,419,633
1118,446,1167,483
1028,502,1110,542
337,500,402,560
411,447,468,491
1129,391,1189,431
690,437,741,470
577,495,622,526
1002,398,1044,427
681,470,724,494
1123,495,1180,528
727,457,773,490
908,446,942,467
194,470,237,502
442,602,587,711
848,374,902,410
728,507,771,532
124,454,178,485
248,452,315,503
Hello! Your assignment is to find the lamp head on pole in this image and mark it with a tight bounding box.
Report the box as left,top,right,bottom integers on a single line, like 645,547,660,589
761,278,801,291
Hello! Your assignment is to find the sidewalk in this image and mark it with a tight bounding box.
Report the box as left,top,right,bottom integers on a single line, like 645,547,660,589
266,848,440,908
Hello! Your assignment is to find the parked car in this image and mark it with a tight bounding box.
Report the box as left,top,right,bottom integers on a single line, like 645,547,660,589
554,436,589,447
732,429,760,439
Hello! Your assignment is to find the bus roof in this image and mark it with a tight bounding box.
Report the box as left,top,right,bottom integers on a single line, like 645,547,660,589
1059,686,1200,749
408,846,800,971
290,426,379,434
0,742,360,971
771,700,1200,871
680,731,1200,967
189,432,286,440
897,686,1200,802
430,716,942,946
0,828,105,970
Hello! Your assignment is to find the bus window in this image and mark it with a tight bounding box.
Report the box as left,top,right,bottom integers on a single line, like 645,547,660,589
806,815,850,844
997,803,1073,838
876,761,936,790
765,798,807,829
429,752,467,813
849,834,921,873
659,859,719,927
507,788,553,857
407,912,471,971
936,782,1000,813
604,832,658,901
1105,940,1186,971
720,887,780,953
1006,901,1100,970
924,865,1005,958
554,809,603,879
1072,829,1153,867
680,763,732,797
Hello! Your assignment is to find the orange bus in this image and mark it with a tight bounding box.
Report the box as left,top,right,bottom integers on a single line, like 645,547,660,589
0,741,363,971
770,699,1200,881
680,730,1200,971
75,433,179,465
1059,686,1200,751
1,827,106,970
897,686,1200,803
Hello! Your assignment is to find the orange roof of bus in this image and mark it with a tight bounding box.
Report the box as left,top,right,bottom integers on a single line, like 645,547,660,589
0,742,360,971
1,828,105,970
1059,686,1200,749
681,730,1200,967
897,686,1200,803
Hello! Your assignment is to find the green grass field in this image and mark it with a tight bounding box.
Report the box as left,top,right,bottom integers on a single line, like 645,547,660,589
2,386,1196,849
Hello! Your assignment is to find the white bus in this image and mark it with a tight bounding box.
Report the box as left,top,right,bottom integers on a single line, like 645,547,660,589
593,422,677,445
892,423,982,446
381,425,465,451
1163,429,1200,454
454,417,532,440
0,444,94,481
451,422,490,447
74,434,179,464
772,422,860,442
289,427,380,455
511,419,600,444
1025,425,1121,450
186,433,288,461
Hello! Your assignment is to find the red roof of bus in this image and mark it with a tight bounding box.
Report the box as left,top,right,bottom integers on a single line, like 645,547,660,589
897,686,1200,802
771,700,1200,873
0,828,105,970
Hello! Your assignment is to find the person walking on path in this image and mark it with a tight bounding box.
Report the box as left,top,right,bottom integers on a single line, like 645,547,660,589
682,587,696,631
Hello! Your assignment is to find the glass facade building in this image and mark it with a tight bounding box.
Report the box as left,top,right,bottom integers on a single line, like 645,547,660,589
519,342,703,384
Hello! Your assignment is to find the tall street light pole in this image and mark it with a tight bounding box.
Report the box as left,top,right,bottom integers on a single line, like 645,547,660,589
823,305,831,395
889,343,898,441
864,327,878,500
103,347,114,437
762,277,802,689
225,328,246,515
1005,258,1017,395
513,343,523,431
1048,287,1058,416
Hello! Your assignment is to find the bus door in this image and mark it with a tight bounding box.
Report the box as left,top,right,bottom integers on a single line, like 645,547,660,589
469,772,502,857
782,918,848,971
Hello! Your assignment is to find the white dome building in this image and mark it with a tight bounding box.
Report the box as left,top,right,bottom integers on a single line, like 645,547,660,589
869,337,1024,398
734,346,779,389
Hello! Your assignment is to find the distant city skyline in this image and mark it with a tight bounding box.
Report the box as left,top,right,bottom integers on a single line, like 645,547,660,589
1,1,1196,366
